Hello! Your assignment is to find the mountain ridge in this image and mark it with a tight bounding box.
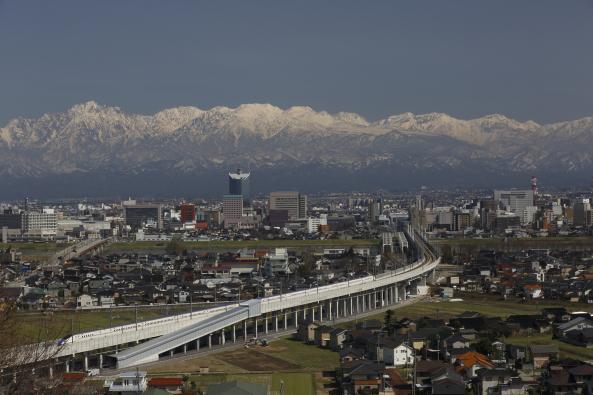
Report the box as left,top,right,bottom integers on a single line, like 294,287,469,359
1,101,592,198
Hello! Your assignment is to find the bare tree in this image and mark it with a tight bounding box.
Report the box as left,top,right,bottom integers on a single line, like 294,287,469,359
0,298,65,394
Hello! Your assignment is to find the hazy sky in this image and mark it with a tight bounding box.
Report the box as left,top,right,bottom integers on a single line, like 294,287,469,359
1,0,592,125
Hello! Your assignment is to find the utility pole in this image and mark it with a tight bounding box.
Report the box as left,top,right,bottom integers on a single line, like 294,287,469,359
412,345,417,395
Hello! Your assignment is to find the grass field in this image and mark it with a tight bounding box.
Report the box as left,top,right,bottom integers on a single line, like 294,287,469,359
0,242,69,260
0,242,65,251
181,372,316,395
346,293,593,324
106,238,378,252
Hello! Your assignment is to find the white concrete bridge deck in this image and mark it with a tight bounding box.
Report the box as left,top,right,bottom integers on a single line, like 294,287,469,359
112,255,438,368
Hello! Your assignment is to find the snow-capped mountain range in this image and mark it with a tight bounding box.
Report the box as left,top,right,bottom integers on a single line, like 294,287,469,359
1,101,592,197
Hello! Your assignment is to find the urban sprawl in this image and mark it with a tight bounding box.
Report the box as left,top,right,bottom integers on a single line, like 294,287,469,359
1,173,593,394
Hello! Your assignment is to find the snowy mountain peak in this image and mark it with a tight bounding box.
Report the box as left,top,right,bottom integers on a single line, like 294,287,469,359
68,100,113,114
2,101,593,192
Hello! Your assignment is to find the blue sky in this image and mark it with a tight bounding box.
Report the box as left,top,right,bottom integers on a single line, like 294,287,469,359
1,0,592,125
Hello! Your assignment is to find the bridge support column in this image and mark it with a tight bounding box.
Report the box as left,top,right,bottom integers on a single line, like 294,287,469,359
255,320,258,338
233,325,236,343
350,297,353,316
99,354,103,369
284,313,288,330
382,289,385,307
312,307,316,322
294,311,298,328
221,330,225,346
170,350,174,357
356,295,360,313
328,301,332,321
275,315,279,332
208,334,212,349
244,321,248,340
319,305,323,322
343,299,347,317
65,360,70,373
395,285,398,302
49,366,53,379
196,339,200,351
183,344,187,354
84,354,88,371
265,317,269,334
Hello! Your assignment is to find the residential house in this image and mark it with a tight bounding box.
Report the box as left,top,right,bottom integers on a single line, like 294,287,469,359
564,327,593,347
76,294,94,308
147,377,183,393
382,338,414,367
474,368,515,395
455,351,495,378
106,371,148,394
529,344,559,369
555,317,593,339
340,360,384,395
314,325,333,348
329,327,348,350
296,321,319,343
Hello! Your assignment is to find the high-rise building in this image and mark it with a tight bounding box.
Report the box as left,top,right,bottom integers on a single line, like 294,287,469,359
228,169,250,205
223,195,244,221
479,199,498,231
180,203,197,224
269,191,307,220
493,189,534,225
573,199,592,226
123,204,163,230
0,208,24,241
23,211,57,238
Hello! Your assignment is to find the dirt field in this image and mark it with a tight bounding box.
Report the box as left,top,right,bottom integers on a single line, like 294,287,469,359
217,349,299,371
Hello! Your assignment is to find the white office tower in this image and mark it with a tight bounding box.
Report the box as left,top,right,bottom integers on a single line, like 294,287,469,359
307,214,328,233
